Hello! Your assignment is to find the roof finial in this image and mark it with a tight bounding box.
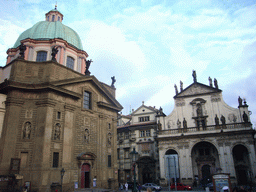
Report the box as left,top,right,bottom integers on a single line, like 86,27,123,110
55,2,57,10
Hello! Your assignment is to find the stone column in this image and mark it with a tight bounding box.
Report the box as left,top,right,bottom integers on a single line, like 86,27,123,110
33,99,56,189
224,142,236,176
158,146,166,182
185,145,193,179
62,104,75,185
217,142,226,172
248,141,256,177
0,98,24,172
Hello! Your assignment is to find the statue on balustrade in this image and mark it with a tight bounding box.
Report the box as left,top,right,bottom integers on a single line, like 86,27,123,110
220,115,226,125
242,111,249,123
183,118,187,129
177,119,181,129
215,114,219,126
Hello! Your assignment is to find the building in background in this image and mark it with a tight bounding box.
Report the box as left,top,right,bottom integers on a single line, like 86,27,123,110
117,102,165,185
157,71,255,187
0,7,122,191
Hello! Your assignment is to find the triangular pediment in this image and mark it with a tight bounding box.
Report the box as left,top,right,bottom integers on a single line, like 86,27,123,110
132,105,157,115
175,82,221,98
51,76,123,111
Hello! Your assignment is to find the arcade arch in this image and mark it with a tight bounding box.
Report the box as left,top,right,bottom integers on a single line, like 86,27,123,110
233,144,252,185
164,149,180,183
191,141,220,185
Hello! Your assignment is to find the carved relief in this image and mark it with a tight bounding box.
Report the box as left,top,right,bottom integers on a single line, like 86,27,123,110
228,114,237,123
175,98,185,107
25,109,33,118
84,116,90,126
54,123,61,140
211,94,221,102
23,122,32,139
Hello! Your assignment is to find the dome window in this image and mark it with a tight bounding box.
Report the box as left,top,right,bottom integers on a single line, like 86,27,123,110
47,16,49,21
52,15,55,22
58,16,60,21
36,51,47,62
66,56,74,69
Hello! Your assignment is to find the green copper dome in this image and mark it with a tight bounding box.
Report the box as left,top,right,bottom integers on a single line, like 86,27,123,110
13,20,83,50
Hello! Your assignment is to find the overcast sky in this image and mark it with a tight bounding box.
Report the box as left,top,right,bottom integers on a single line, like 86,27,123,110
0,0,255,126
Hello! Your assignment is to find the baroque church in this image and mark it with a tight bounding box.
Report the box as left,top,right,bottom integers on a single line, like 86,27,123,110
157,71,255,187
0,7,122,191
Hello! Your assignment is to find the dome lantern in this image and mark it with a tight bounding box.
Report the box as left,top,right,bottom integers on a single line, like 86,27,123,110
45,6,63,22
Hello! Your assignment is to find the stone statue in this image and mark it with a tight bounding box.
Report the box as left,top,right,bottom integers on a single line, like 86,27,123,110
242,111,249,123
18,42,27,59
220,115,226,125
158,120,162,130
215,114,219,126
177,119,181,128
196,104,202,117
54,123,61,140
183,118,187,129
84,129,89,143
111,76,116,88
192,70,197,82
238,96,242,106
107,132,112,145
174,84,178,95
23,122,31,139
85,59,93,75
180,81,183,91
208,77,212,87
51,46,58,61
214,78,218,89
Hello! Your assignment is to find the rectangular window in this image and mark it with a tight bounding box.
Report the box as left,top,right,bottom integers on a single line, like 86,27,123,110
117,149,120,160
83,91,91,109
139,116,150,122
52,152,59,168
20,152,28,168
66,56,74,69
58,16,60,21
146,130,151,137
125,132,129,139
124,148,130,159
108,155,111,167
57,111,61,119
36,51,47,62
140,131,145,137
52,15,55,21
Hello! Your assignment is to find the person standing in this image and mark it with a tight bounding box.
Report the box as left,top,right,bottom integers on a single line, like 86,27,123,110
125,182,128,192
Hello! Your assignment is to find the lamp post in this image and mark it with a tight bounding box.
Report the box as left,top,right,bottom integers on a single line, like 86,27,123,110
130,147,138,192
60,168,65,192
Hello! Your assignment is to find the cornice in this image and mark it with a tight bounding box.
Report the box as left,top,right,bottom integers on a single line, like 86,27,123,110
97,101,122,112
5,97,24,106
36,98,57,107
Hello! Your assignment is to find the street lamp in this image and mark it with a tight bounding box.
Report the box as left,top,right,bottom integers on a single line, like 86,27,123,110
130,147,139,192
60,168,65,192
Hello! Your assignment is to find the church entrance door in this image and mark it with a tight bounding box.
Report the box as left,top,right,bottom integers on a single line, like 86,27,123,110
81,163,90,188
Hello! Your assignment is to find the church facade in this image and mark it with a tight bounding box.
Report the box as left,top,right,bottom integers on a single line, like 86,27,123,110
157,72,255,187
0,7,122,191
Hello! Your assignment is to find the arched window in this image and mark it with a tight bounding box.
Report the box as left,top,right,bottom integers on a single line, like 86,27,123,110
36,51,47,62
66,56,74,69
52,15,55,22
